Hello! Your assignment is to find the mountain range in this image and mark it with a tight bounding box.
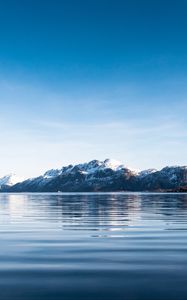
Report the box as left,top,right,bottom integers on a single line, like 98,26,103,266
0,159,187,192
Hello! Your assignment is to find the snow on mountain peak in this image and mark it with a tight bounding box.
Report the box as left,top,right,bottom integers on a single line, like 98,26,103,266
45,159,127,177
0,174,24,187
103,159,123,170
43,169,61,179
73,159,125,174
138,169,158,178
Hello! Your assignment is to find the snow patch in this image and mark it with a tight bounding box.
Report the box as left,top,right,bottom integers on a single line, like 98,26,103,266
0,174,25,186
138,169,157,178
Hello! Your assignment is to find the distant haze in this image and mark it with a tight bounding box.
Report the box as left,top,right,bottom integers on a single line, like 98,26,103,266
0,0,186,177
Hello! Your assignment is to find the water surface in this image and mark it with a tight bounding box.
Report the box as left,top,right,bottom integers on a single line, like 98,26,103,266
0,193,187,300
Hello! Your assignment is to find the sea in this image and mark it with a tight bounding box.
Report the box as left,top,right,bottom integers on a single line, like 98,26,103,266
0,192,187,300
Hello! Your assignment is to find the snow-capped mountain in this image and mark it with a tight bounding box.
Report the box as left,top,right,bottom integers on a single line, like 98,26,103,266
0,174,24,189
139,166,187,191
1,160,187,192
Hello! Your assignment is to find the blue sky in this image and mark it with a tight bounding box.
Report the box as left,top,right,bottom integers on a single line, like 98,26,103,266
0,0,187,177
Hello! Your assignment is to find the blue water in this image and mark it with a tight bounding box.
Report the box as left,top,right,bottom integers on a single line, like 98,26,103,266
0,193,187,300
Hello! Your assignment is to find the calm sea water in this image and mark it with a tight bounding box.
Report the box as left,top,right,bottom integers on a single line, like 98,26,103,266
0,193,187,300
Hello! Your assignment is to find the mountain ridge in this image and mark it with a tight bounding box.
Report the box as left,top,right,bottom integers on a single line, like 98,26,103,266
1,159,187,192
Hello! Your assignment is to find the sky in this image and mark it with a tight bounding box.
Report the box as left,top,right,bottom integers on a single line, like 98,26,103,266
0,0,187,178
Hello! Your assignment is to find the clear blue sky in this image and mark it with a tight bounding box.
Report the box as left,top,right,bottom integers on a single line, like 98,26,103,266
0,0,187,177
